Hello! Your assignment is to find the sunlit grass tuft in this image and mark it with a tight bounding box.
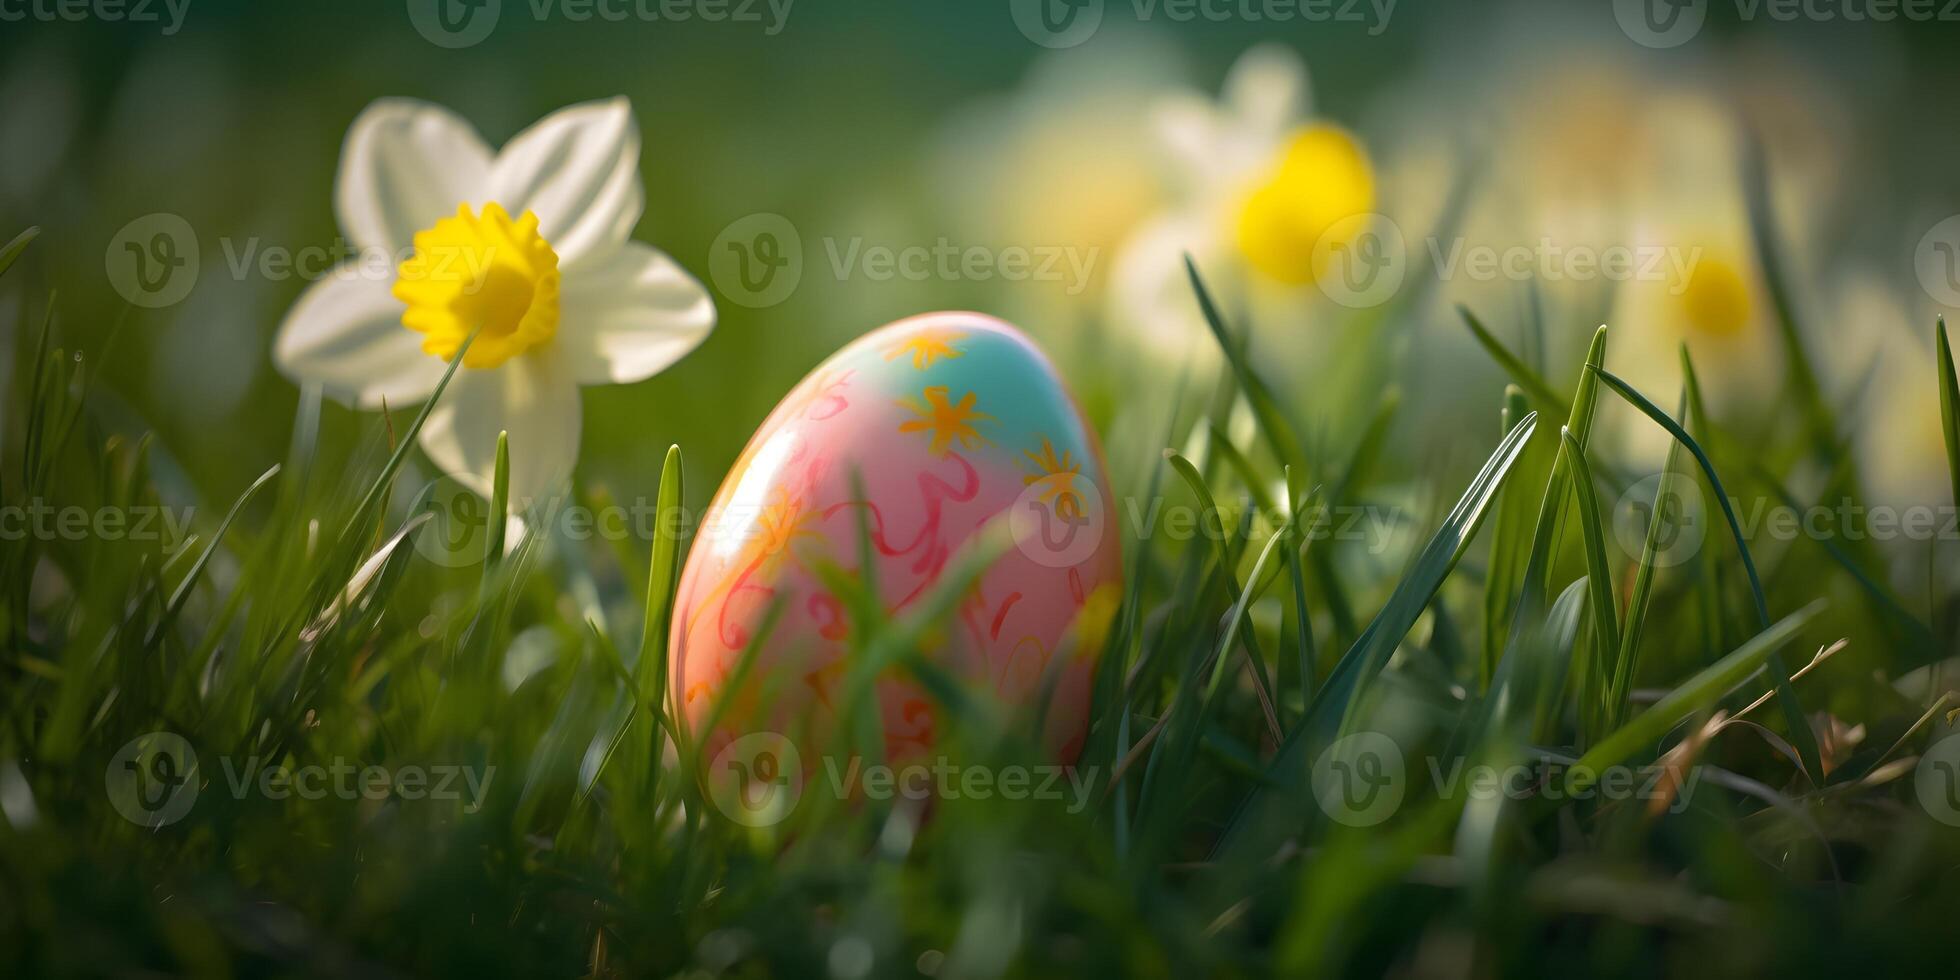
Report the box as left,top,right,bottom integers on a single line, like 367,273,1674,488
2,228,1959,976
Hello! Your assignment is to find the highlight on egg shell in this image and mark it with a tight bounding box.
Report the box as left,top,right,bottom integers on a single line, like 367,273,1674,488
668,312,1122,794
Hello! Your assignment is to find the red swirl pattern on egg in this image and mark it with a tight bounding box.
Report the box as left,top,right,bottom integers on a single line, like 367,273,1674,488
668,312,1122,771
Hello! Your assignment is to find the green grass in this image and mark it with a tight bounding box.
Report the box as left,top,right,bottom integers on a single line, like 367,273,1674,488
3,230,1960,978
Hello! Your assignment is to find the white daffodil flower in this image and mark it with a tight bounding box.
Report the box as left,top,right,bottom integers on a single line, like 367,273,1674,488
273,96,715,504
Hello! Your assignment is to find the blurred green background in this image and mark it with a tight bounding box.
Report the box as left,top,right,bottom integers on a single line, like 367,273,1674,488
5,0,1960,633
9,4,1960,974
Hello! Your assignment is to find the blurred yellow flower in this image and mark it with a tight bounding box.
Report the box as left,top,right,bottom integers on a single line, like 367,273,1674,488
1236,124,1375,285
1611,209,1780,462
1605,93,1788,457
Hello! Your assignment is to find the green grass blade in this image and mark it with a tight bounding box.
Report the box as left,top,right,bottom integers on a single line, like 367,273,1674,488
1506,326,1608,646
1488,578,1590,743
638,445,685,711
1744,459,1933,651
1482,385,1537,690
1936,317,1958,650
1209,410,1537,872
146,463,281,647
1557,426,1621,738
1939,318,1959,514
1612,388,1690,728
1284,471,1317,705
483,430,510,576
337,326,482,557
1205,510,1297,707
1569,600,1826,793
1331,411,1540,738
0,226,38,281
21,295,56,491
1678,350,1727,661
1184,255,1308,473
849,467,879,632
1458,304,1570,417
1591,365,1824,783
1164,450,1281,732
1208,422,1279,516
1597,365,1764,619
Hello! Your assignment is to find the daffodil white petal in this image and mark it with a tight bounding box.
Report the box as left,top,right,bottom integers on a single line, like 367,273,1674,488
556,241,715,385
489,97,643,266
419,350,581,504
1222,44,1308,143
1109,210,1223,360
272,271,445,410
1155,45,1306,190
337,99,493,255
1154,93,1227,190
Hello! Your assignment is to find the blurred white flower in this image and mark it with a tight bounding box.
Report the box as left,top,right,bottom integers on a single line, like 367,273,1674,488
273,97,715,503
933,31,1182,331
1109,45,1376,359
1610,199,1780,417
1828,272,1952,523
1601,92,1794,465
1370,21,1848,436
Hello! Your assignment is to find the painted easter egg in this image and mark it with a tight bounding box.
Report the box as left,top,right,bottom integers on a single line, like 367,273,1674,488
669,312,1121,783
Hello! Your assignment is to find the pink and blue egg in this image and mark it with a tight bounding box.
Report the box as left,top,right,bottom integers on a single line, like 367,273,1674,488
669,312,1122,786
